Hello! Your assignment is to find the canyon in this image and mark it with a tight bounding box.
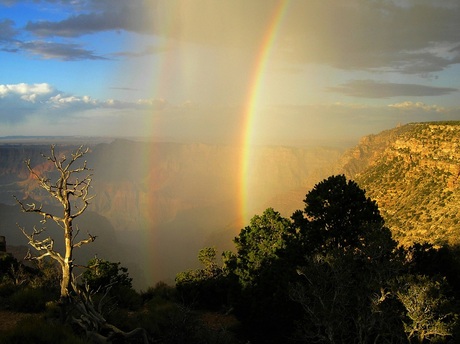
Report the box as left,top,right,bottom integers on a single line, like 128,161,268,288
1,121,459,288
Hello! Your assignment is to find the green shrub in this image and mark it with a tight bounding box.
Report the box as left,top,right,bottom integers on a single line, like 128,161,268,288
82,257,132,290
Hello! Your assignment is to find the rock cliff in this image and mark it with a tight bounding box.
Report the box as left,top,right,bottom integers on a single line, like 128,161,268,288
341,122,460,246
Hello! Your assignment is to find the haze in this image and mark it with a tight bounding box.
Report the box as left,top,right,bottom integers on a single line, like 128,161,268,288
0,0,459,145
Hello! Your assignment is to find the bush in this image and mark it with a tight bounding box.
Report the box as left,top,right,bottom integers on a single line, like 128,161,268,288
0,254,18,283
9,287,51,313
82,257,132,290
141,281,177,304
112,284,142,310
2,316,85,344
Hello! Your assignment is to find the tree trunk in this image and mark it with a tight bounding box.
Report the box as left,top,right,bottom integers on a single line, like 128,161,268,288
61,220,73,298
61,262,72,298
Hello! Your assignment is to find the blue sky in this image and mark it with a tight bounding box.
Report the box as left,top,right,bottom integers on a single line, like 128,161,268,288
1,0,460,146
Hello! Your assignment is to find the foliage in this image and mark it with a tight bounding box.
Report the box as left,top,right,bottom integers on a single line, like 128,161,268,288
1,256,61,313
82,257,132,290
141,281,177,304
288,175,403,343
7,167,460,343
292,251,405,343
176,247,230,309
396,275,458,343
224,208,301,343
9,287,53,313
29,259,61,290
296,174,389,254
230,208,294,288
80,257,141,316
217,175,404,343
0,254,19,284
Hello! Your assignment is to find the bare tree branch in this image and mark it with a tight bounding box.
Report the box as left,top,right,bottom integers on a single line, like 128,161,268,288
15,145,96,299
14,195,65,227
73,233,97,249
18,224,65,265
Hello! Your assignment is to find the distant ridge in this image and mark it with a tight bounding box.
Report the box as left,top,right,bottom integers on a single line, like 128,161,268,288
340,121,460,246
0,136,116,145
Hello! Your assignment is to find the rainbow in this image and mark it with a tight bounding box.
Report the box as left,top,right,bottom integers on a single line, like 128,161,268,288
239,0,289,227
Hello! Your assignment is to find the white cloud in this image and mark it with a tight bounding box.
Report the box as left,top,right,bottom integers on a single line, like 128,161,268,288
388,101,448,113
0,83,53,97
47,93,100,109
136,98,167,110
20,94,37,102
49,94,80,104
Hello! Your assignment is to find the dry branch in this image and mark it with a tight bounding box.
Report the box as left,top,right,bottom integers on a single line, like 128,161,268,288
14,145,96,298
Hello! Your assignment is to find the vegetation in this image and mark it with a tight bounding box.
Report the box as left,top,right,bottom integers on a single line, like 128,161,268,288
8,146,150,343
175,175,460,343
2,138,460,343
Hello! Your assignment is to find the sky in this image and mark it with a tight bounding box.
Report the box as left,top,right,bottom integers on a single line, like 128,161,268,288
1,0,460,146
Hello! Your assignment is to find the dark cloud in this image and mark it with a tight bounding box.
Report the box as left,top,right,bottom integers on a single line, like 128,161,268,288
275,1,460,74
21,41,107,60
25,1,155,37
327,80,458,99
26,11,122,37
0,19,18,41
4,0,460,72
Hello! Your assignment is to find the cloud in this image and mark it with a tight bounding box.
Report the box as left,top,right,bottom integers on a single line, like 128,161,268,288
327,80,458,99
100,0,460,75
47,94,98,107
24,1,155,37
0,83,92,122
136,98,168,110
20,41,107,60
0,83,53,99
5,0,460,73
276,1,460,74
388,101,448,113
0,82,169,125
0,19,17,42
112,45,170,58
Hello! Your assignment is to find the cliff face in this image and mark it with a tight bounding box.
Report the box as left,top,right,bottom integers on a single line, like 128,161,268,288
341,122,460,246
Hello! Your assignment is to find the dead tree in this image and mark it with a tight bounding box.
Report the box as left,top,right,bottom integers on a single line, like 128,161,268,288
15,145,96,299
71,280,150,343
14,145,152,342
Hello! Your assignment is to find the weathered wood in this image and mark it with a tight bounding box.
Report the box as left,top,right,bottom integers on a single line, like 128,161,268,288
14,145,96,299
